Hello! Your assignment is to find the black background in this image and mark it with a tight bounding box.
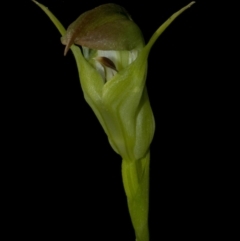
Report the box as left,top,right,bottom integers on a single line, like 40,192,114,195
4,0,228,240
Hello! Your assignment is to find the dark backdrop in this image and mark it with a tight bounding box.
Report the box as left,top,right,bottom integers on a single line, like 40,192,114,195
3,1,226,240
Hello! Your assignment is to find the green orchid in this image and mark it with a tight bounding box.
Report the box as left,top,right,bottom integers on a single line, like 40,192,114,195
33,1,195,241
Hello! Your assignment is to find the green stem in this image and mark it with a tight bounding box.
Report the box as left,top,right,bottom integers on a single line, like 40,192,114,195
122,152,150,241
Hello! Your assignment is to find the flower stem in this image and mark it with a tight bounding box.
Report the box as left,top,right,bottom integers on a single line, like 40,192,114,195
122,152,150,241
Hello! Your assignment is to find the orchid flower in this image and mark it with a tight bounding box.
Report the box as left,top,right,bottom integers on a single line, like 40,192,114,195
33,1,195,241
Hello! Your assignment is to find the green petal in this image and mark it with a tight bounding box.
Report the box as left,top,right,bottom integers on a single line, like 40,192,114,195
101,48,153,160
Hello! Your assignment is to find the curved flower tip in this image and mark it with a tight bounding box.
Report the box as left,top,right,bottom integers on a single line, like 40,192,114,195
32,0,66,36
189,1,196,7
146,1,196,51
